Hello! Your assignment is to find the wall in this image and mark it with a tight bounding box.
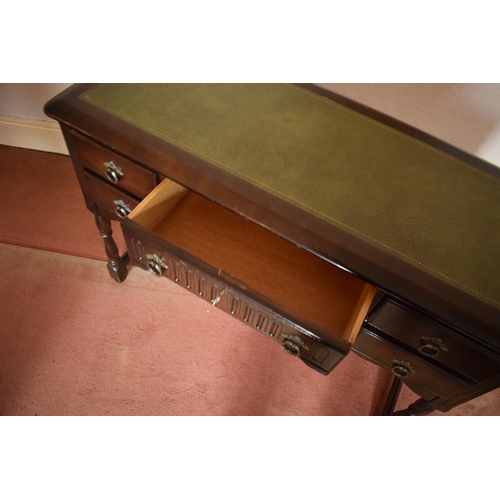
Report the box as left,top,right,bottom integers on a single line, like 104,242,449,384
1,83,500,166
0,84,71,121
319,83,500,166
0,83,71,154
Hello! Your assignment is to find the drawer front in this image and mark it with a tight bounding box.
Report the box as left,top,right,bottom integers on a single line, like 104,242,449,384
70,131,157,199
353,328,469,398
368,299,500,380
82,170,140,221
123,229,346,375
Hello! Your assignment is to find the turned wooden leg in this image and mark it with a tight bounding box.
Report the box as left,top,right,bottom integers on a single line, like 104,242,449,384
392,397,434,416
381,376,403,415
94,213,128,282
379,376,435,416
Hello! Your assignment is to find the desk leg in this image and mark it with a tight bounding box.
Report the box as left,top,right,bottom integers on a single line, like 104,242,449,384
95,213,128,282
380,376,435,416
381,376,403,415
392,398,434,416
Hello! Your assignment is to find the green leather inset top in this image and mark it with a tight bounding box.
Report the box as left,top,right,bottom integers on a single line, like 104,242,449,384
79,84,500,310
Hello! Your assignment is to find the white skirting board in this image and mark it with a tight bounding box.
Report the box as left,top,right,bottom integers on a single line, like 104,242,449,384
0,115,69,155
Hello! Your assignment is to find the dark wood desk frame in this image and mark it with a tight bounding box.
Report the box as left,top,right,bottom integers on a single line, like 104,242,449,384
45,84,500,415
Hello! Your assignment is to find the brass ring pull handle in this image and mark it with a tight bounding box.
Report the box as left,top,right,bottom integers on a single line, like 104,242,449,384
418,343,440,358
115,206,129,219
282,339,301,357
145,254,168,277
113,200,131,219
106,168,120,183
391,365,410,378
418,337,448,358
391,360,415,379
104,161,123,184
147,261,164,277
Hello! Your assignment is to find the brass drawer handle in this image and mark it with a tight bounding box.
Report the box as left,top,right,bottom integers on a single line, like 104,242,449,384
391,360,415,378
145,254,168,277
113,200,131,219
418,343,440,358
282,339,301,357
418,337,448,358
281,335,309,357
104,161,123,184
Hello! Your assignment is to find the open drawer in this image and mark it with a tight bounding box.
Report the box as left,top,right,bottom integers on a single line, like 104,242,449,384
121,178,376,374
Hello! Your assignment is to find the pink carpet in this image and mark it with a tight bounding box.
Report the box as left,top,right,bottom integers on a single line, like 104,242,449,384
0,144,498,415
0,243,391,415
0,144,126,260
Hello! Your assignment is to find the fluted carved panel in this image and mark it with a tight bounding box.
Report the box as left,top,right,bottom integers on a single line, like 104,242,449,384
124,233,344,374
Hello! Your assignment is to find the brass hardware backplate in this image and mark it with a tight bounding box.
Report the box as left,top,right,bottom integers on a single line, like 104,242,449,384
282,334,309,351
146,253,168,269
113,199,131,212
421,337,448,352
104,161,123,176
392,359,415,372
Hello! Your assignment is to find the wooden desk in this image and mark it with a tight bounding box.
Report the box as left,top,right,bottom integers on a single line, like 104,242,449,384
45,84,500,415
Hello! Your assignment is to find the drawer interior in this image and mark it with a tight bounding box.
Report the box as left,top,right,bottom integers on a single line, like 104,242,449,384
128,178,376,344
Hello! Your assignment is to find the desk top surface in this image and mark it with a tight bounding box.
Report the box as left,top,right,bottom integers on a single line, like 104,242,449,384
45,84,500,343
